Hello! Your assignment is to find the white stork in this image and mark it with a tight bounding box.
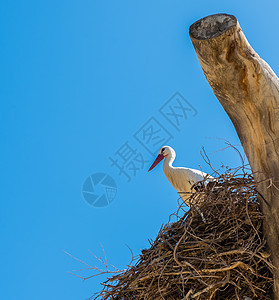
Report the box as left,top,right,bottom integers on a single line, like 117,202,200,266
148,146,214,206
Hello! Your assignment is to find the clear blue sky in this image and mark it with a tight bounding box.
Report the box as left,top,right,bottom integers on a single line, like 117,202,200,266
1,1,278,299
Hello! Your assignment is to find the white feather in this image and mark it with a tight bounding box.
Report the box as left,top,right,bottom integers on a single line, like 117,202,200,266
157,146,214,205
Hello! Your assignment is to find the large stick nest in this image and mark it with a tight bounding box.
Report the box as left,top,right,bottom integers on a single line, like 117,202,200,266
95,173,274,299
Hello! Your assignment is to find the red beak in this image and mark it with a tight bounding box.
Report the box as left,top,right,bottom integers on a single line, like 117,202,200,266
148,154,165,172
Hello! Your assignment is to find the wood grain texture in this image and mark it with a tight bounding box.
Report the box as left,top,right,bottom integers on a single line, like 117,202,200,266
189,13,279,299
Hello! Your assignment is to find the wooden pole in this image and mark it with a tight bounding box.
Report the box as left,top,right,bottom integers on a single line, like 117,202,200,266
189,13,279,298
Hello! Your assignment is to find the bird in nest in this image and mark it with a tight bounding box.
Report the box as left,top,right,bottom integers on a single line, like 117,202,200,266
148,145,215,206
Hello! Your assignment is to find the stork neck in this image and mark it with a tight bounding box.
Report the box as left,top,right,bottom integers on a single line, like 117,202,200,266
163,154,175,169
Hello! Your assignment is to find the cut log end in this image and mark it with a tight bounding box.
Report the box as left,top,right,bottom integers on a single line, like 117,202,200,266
189,13,237,40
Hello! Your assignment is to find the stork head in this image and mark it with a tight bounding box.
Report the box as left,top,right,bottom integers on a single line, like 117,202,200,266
148,146,175,172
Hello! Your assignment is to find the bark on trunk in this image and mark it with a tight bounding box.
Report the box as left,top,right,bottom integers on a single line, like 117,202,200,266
189,13,279,299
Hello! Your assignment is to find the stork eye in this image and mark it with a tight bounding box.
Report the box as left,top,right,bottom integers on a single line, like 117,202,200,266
161,147,166,153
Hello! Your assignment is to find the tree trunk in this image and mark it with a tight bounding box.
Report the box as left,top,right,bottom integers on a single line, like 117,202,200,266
189,13,279,299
